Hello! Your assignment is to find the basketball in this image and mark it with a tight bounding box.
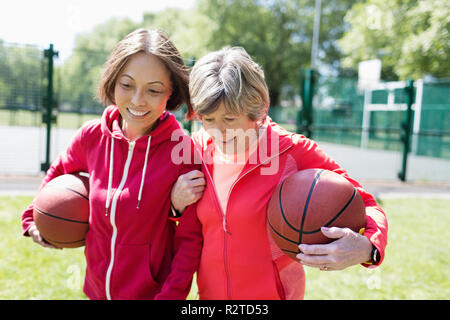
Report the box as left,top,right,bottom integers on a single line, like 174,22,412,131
267,169,366,260
33,173,90,248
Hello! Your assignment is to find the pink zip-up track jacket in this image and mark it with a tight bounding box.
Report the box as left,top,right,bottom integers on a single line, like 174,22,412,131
21,105,202,300
169,119,388,300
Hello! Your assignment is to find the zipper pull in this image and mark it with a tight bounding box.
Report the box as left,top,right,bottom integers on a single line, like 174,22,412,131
223,219,232,235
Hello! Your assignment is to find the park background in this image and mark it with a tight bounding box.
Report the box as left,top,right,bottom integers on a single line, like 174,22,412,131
0,0,449,300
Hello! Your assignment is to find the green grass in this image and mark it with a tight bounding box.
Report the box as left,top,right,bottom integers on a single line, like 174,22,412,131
303,198,450,299
1,196,449,300
0,196,87,299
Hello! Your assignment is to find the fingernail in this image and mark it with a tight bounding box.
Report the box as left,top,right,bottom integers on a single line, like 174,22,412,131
321,227,330,231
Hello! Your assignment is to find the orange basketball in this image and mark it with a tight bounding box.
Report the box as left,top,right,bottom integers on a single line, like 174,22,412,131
33,173,90,248
267,169,366,260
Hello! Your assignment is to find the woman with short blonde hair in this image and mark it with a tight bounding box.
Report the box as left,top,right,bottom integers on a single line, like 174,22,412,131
170,46,388,300
189,46,269,122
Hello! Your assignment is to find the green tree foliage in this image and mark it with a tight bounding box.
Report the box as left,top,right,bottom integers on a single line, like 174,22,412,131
57,17,140,113
1,2,366,114
197,0,358,106
339,0,450,80
142,8,214,61
57,11,213,113
0,41,42,110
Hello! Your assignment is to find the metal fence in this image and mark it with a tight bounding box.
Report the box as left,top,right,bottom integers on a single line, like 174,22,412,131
0,42,190,126
0,41,44,126
0,42,193,173
1,42,449,179
295,73,450,161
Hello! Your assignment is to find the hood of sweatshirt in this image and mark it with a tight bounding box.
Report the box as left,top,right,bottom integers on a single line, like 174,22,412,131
100,105,182,145
100,105,184,214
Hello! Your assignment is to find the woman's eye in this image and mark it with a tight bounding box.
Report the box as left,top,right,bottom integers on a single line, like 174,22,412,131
149,89,162,94
224,118,236,122
204,118,214,122
120,83,131,89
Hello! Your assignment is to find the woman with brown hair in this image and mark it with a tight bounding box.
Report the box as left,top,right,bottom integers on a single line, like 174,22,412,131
21,29,204,300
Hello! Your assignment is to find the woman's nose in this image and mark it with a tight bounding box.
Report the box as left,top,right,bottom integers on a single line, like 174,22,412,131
131,90,146,106
216,125,228,139
206,125,224,140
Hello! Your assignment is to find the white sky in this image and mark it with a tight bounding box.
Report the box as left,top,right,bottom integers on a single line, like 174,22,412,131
0,0,196,62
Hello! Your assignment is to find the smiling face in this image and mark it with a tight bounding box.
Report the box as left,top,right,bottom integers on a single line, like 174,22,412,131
200,102,259,155
114,52,173,141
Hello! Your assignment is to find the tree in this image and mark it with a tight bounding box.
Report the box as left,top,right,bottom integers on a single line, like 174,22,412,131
339,0,450,80
57,11,214,113
197,0,358,106
398,0,450,79
57,17,140,113
0,41,42,110
142,8,214,61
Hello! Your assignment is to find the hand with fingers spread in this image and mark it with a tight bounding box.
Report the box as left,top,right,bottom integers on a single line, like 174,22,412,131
27,224,61,249
170,170,206,213
296,226,372,271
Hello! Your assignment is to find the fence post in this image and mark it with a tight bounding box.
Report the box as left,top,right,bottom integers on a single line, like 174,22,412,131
298,68,315,138
41,44,59,172
398,79,414,182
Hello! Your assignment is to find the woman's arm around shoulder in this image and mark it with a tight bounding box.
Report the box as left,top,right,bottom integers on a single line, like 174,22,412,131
154,202,203,300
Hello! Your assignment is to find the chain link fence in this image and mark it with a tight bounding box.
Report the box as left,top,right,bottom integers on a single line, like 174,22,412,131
303,75,450,160
1,42,449,177
0,41,44,126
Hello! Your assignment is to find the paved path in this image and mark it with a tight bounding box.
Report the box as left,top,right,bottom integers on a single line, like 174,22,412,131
319,142,450,182
0,174,44,196
2,125,450,182
1,174,449,199
1,125,449,198
358,179,450,199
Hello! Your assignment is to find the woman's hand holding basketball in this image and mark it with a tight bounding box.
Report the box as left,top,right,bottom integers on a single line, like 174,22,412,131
171,170,206,213
296,227,372,271
28,224,60,249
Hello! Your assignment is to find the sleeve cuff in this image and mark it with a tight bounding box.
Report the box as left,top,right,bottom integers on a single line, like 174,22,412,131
170,205,183,218
359,228,380,266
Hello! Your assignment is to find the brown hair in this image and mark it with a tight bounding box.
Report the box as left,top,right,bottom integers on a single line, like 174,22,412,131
97,28,194,119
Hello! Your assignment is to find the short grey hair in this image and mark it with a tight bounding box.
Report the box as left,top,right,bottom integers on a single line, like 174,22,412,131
189,47,270,121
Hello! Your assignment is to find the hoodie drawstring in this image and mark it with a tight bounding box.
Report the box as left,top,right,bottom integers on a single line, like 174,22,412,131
105,137,115,216
137,135,152,209
105,135,152,214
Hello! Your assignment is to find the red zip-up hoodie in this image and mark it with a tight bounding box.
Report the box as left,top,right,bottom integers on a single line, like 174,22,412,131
21,105,202,300
173,119,388,300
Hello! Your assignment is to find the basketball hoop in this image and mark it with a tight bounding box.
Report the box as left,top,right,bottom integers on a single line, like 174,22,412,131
358,59,382,91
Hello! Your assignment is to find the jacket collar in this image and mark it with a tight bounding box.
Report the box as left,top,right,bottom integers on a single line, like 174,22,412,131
193,116,294,173
100,105,182,146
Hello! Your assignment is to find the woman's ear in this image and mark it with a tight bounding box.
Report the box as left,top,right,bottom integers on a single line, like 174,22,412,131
257,112,268,127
